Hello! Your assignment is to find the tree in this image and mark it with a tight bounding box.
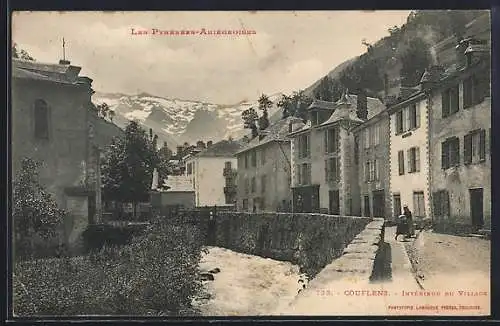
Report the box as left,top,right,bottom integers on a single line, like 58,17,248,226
257,94,272,131
241,108,259,138
277,91,313,120
108,110,116,122
12,43,36,61
313,76,344,102
399,37,432,87
101,121,159,219
13,158,65,259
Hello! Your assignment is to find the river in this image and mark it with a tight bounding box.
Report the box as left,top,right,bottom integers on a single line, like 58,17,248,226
192,246,307,316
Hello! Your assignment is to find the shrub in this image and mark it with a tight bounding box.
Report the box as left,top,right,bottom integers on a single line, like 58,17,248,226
81,223,148,252
13,217,206,316
13,158,66,259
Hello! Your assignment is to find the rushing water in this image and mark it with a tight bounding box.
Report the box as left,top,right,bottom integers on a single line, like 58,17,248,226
192,246,307,316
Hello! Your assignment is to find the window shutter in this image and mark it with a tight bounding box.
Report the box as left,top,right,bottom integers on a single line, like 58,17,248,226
375,160,379,180
324,159,329,182
450,86,459,114
464,77,472,108
479,129,486,161
464,134,472,165
296,164,301,185
398,151,404,175
432,192,441,218
407,149,412,173
336,157,340,181
441,141,448,169
415,148,420,172
324,130,328,153
442,91,449,118
415,104,421,128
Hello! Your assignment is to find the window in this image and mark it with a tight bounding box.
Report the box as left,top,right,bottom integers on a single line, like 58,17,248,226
374,159,380,181
398,150,405,175
299,163,311,185
413,191,425,218
464,129,486,165
364,160,378,182
369,160,375,181
396,111,403,134
407,147,420,173
325,157,340,182
441,137,460,169
260,148,266,165
364,128,370,148
298,134,310,158
187,163,192,175
244,178,249,195
242,199,249,211
34,99,49,139
393,194,402,217
403,108,410,132
373,123,380,145
261,175,267,193
464,73,490,109
409,103,420,129
251,150,257,167
224,161,232,170
433,190,450,219
442,85,459,118
244,154,249,169
251,177,256,193
324,128,338,153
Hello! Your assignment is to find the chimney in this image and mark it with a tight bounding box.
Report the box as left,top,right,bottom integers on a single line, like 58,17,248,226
419,65,444,90
207,141,213,147
59,59,71,65
356,90,368,120
456,38,470,69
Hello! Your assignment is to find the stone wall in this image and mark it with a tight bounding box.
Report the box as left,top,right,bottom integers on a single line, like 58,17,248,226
202,212,372,277
288,218,384,295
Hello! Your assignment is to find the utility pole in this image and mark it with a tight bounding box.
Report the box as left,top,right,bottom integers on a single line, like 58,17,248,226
62,37,66,61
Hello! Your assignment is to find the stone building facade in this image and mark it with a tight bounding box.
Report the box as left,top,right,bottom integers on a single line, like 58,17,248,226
352,110,391,219
427,34,491,233
12,58,124,249
289,93,385,215
235,116,301,212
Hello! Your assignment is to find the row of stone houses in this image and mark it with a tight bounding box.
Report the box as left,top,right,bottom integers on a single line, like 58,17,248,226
12,58,125,249
233,13,491,233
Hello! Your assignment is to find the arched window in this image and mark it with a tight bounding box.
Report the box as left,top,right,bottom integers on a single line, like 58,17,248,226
34,99,49,139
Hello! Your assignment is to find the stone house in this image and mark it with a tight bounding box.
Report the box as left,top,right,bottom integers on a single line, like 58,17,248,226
387,88,431,222
427,34,491,233
12,58,124,249
289,92,385,215
352,109,391,219
185,139,243,207
235,116,303,212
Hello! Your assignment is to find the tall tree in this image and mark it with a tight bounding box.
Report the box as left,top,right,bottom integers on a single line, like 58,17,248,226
277,91,313,120
257,94,272,131
101,121,159,219
241,108,259,138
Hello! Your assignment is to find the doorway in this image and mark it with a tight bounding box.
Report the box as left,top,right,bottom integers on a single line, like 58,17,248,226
393,194,401,218
363,195,371,217
372,190,385,218
329,190,340,215
469,188,484,229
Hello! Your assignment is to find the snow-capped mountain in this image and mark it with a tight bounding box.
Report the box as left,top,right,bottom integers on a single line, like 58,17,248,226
92,92,284,148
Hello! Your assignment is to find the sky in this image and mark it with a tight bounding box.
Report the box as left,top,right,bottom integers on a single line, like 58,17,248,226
12,11,410,104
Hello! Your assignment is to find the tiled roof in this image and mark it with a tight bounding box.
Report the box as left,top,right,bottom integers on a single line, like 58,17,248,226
12,58,88,85
307,99,337,111
163,175,194,192
196,139,244,157
319,93,385,127
236,116,303,154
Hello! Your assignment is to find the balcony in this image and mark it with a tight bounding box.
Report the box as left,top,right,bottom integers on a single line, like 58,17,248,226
224,185,237,195
223,167,236,177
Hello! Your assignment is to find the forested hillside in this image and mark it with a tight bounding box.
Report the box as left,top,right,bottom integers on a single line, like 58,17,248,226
305,10,488,102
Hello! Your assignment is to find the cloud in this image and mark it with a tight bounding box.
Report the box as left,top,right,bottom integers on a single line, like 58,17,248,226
12,11,410,104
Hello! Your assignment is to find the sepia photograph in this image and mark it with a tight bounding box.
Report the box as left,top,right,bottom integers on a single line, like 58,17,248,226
10,10,491,317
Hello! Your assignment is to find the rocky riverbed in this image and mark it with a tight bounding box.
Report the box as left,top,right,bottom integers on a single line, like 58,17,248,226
192,246,307,316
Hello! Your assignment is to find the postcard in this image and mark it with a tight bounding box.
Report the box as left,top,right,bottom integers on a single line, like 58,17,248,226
11,10,491,318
